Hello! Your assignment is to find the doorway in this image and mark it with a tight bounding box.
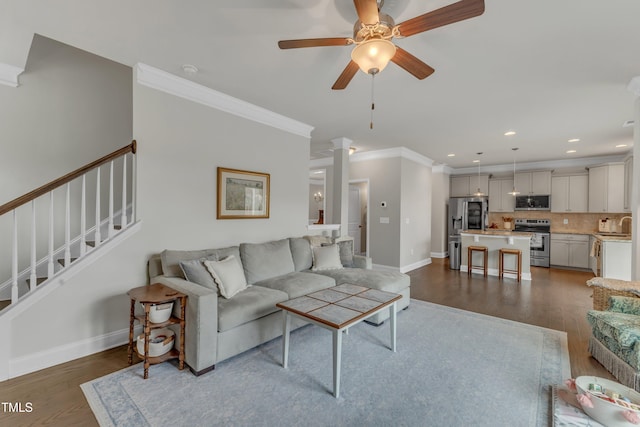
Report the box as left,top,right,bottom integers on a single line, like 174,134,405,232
349,180,369,256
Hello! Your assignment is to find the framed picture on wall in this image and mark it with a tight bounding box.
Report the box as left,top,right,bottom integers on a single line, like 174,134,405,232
217,167,270,219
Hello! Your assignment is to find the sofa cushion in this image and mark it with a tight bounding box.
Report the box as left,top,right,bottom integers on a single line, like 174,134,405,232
204,256,248,299
587,310,640,349
254,272,335,299
240,239,295,285
179,257,219,294
289,237,313,272
309,268,410,294
312,245,343,271
161,246,240,278
217,286,288,332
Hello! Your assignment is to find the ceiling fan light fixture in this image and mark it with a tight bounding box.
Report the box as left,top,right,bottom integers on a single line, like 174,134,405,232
351,38,396,75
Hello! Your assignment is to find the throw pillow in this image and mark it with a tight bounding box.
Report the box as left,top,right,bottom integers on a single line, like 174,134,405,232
204,255,248,299
323,240,354,268
179,257,219,294
311,244,343,271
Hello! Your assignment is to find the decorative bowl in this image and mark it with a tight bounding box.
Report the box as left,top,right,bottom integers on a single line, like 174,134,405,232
136,328,175,357
575,376,640,426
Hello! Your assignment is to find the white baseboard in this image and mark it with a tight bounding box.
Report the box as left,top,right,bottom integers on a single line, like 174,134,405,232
10,325,141,380
372,264,400,272
431,251,448,259
400,258,431,273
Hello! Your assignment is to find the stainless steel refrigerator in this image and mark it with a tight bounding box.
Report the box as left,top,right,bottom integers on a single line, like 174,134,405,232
447,196,489,269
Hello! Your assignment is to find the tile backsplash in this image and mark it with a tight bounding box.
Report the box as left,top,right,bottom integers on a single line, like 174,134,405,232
488,212,632,234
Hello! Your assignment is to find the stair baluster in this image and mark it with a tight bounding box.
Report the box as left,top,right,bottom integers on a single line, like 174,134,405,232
64,183,71,268
108,160,114,239
29,201,37,291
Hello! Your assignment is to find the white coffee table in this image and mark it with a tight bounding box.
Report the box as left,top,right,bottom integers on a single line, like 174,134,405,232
276,283,401,398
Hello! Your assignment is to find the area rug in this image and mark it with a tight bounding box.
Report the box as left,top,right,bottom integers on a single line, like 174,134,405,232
82,299,570,426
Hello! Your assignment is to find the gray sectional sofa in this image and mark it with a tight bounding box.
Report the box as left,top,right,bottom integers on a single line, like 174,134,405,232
148,236,410,375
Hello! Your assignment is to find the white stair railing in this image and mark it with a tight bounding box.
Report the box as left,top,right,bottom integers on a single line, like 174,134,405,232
0,141,137,311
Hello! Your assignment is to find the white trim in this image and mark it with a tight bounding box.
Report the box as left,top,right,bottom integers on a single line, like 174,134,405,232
432,165,453,175
400,258,431,273
350,147,434,167
307,224,340,231
629,76,640,97
331,137,353,150
0,62,24,87
135,63,314,138
9,325,141,380
372,263,400,272
309,146,435,168
0,221,142,321
452,154,626,175
431,251,448,259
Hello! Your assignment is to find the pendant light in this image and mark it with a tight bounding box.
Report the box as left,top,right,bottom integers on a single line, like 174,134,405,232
473,152,485,196
508,147,520,196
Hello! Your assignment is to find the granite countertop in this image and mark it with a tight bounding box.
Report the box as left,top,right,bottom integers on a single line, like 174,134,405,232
461,230,533,237
593,233,632,242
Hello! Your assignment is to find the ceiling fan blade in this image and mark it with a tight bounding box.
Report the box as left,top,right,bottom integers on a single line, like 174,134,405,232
353,0,380,25
391,47,435,80
278,38,352,49
332,61,360,90
396,0,485,38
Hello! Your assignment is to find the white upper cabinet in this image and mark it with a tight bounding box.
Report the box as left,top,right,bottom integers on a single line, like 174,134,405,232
514,171,551,195
588,163,625,213
551,175,588,213
488,179,515,212
450,175,489,197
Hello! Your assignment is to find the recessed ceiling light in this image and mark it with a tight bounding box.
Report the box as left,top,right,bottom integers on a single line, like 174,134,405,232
566,150,577,154
447,153,455,157
504,131,516,136
312,170,324,174
623,120,635,128
568,138,580,143
616,144,628,148
472,159,480,163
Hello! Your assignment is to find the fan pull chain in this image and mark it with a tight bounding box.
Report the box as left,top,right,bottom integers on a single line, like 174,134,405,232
370,72,375,130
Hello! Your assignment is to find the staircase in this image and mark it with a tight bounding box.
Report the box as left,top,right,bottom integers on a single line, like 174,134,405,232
0,141,138,314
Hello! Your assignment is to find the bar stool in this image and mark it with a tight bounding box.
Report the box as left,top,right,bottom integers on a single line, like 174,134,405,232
499,248,522,282
467,246,488,277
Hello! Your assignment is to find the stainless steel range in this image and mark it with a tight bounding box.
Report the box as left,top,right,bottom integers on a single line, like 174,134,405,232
514,218,551,268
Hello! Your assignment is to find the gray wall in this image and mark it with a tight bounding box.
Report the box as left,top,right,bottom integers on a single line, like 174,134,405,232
400,158,432,268
0,35,133,285
350,157,402,268
430,168,450,257
10,66,310,358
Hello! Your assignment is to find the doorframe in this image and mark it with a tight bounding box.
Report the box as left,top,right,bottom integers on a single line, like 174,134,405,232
349,178,370,257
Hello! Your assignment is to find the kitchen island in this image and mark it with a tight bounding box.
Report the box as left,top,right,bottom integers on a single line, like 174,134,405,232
592,233,632,280
460,230,533,281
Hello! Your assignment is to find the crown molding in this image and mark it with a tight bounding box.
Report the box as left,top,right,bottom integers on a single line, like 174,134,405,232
629,76,640,97
309,146,435,169
135,63,314,138
451,154,627,175
350,147,434,167
331,137,353,150
0,62,24,87
432,164,453,175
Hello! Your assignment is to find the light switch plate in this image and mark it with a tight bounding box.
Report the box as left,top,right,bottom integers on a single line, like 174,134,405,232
380,217,390,224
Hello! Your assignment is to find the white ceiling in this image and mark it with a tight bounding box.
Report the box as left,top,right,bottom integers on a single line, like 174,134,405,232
3,0,639,168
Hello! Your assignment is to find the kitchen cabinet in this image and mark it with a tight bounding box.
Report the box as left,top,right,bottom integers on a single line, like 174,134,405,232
488,179,515,212
451,174,489,197
588,163,625,213
550,233,589,269
514,171,551,195
624,156,633,212
551,174,588,212
601,238,632,280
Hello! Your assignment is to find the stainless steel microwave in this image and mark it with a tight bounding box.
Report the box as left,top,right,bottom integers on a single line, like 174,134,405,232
514,195,551,211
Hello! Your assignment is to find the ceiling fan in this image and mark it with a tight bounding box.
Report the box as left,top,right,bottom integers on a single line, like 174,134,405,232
278,0,485,90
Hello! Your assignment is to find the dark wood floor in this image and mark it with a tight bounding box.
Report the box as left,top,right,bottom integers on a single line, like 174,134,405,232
0,259,612,425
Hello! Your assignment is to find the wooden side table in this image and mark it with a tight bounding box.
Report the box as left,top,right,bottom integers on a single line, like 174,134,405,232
127,283,187,379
